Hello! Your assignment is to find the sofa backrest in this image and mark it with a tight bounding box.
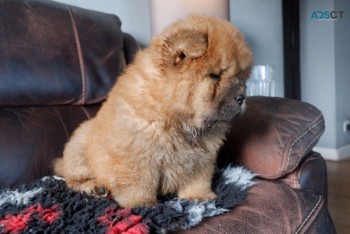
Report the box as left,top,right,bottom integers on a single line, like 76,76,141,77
0,0,138,107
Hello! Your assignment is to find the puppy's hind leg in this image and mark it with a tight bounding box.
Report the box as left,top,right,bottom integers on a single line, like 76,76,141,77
53,122,105,196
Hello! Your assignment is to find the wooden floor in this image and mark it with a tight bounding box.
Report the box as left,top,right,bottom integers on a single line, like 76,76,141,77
326,159,350,234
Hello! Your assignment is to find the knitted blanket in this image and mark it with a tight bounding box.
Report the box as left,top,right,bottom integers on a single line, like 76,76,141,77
0,165,255,234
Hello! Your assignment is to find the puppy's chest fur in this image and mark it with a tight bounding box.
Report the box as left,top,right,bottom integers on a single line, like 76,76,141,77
149,122,225,195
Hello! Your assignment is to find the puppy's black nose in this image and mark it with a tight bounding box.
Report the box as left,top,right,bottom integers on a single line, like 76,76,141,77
235,95,245,106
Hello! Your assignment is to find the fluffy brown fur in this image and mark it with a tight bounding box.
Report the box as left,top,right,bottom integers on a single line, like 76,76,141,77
54,15,253,208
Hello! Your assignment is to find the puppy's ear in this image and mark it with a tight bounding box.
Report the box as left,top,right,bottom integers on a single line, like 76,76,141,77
165,30,208,65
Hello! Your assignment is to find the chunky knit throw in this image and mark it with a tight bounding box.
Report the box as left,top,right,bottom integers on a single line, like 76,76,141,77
0,165,255,234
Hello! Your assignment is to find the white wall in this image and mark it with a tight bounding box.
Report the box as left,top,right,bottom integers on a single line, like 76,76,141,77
300,0,350,160
334,0,350,149
229,0,284,97
300,0,337,148
53,0,152,47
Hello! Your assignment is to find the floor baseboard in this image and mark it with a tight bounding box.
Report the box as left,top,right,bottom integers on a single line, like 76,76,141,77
314,144,350,161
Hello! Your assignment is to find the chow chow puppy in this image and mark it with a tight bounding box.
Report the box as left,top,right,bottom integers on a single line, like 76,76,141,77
54,15,253,208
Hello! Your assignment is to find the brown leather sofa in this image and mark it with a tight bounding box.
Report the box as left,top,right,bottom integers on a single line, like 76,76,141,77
0,0,336,233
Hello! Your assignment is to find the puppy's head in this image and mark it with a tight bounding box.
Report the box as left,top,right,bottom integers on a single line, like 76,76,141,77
149,15,253,129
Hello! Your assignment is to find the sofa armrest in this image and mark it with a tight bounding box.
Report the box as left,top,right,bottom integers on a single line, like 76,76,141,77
279,151,328,204
218,96,325,179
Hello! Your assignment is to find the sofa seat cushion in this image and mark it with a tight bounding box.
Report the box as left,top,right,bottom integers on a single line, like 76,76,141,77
0,106,99,189
177,179,335,233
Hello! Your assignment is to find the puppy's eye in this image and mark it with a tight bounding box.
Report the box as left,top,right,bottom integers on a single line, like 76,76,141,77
209,73,220,81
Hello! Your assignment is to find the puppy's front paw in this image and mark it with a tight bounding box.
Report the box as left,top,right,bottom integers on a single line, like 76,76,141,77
198,191,217,201
178,189,217,201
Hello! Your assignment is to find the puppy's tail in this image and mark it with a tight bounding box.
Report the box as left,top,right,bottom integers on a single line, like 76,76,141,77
53,158,64,176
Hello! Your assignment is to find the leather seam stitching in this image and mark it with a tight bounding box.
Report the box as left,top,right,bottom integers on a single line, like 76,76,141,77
284,115,323,176
290,126,324,173
54,108,69,140
67,6,86,105
80,106,92,119
295,195,323,234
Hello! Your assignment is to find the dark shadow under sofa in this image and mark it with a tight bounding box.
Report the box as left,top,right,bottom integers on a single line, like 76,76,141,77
0,0,335,233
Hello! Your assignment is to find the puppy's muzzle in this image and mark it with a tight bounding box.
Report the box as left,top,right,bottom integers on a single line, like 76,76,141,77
235,94,245,106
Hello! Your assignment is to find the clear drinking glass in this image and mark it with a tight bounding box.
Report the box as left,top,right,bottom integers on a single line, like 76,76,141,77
246,65,274,96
